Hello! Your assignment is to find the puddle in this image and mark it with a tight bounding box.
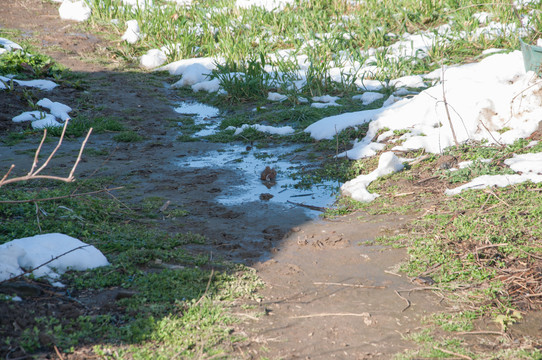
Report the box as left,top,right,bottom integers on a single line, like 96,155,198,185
179,144,338,215
174,101,221,137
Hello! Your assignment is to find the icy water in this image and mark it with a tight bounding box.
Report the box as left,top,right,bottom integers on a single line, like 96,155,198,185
180,144,338,214
174,101,221,137
173,101,338,215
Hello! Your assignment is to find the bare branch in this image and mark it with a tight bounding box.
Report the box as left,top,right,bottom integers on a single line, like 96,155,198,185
0,119,93,188
441,66,460,148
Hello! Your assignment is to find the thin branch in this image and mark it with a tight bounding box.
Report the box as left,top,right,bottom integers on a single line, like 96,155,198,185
395,289,411,312
0,164,14,184
456,331,504,336
195,269,215,306
68,127,93,180
434,346,473,360
313,282,386,289
33,119,70,177
28,128,48,176
441,66,459,148
287,200,326,212
290,312,370,319
0,119,93,188
0,244,91,285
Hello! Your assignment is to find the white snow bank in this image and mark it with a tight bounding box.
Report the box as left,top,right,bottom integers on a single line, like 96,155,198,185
305,51,542,159
12,99,72,129
227,124,294,136
0,37,23,54
445,173,542,196
59,0,91,22
1,75,58,91
37,98,72,121
0,233,109,283
31,117,63,129
158,57,216,76
341,152,404,202
445,152,542,195
192,78,220,93
12,111,61,129
235,0,294,11
12,111,49,123
122,20,141,44
352,92,384,105
140,49,167,69
504,152,542,174
268,92,287,102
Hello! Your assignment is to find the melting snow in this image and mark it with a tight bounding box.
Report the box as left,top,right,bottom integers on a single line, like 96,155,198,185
0,233,109,285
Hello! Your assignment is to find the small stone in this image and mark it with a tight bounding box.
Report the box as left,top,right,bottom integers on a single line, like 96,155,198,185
259,193,273,201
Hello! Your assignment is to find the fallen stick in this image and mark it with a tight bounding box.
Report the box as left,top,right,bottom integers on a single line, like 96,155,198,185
290,312,370,319
313,281,386,289
395,290,411,312
415,175,439,184
456,331,504,336
0,119,93,187
287,200,326,212
434,346,472,360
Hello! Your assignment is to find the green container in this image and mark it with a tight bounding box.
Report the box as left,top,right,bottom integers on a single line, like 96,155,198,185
520,39,542,75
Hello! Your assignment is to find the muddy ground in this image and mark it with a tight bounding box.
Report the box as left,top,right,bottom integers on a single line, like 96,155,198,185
1,1,533,359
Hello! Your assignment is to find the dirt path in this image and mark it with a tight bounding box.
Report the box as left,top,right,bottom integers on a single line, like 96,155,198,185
0,2,445,358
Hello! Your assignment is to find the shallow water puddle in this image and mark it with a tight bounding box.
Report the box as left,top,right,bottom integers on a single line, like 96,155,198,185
179,144,338,215
174,101,220,137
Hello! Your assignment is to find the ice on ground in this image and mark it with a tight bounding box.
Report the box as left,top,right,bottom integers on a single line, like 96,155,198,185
305,51,542,159
59,0,91,22
179,144,336,214
227,124,294,136
174,101,219,121
174,101,222,137
0,233,109,283
122,20,141,44
341,152,404,202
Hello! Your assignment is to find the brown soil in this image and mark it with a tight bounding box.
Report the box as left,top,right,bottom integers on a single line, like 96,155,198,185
1,1,539,359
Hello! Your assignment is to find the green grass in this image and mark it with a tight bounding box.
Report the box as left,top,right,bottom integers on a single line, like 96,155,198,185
80,0,542,102
0,180,263,358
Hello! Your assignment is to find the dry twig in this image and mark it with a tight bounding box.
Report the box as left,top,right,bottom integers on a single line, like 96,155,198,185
441,66,460,148
290,312,370,319
434,346,473,360
313,282,386,289
0,119,92,187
